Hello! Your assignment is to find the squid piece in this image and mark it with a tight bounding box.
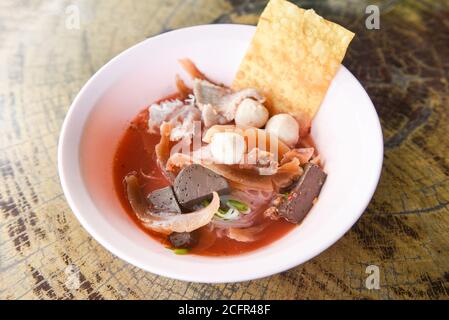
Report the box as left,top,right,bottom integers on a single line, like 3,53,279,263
175,74,192,98
271,158,304,193
179,58,209,81
280,147,315,165
226,224,269,242
202,164,274,191
155,122,175,182
166,152,194,173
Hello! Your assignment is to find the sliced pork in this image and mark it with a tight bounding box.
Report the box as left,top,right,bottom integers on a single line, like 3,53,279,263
193,79,264,127
148,99,201,142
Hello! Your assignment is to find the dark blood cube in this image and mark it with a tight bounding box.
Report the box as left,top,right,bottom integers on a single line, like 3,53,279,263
147,186,181,213
168,232,198,249
277,164,327,224
173,164,229,210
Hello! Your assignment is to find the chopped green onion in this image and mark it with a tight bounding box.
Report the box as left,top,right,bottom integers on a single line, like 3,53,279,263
201,199,210,207
172,248,190,255
166,247,191,255
226,199,249,213
217,207,227,215
282,192,290,200
214,208,240,220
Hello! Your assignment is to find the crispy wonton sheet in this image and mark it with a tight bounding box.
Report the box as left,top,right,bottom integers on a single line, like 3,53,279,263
232,0,354,133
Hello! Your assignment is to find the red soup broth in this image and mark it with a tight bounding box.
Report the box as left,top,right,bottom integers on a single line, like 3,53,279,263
113,108,298,256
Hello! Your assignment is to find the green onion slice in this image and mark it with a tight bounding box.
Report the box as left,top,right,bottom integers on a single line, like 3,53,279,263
226,199,250,213
172,248,190,255
214,208,240,220
201,199,211,207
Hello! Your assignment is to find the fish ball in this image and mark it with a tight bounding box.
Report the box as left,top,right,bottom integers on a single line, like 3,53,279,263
210,132,246,165
265,114,300,147
235,98,269,128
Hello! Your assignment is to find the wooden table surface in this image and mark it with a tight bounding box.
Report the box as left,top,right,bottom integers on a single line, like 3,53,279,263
1,0,448,300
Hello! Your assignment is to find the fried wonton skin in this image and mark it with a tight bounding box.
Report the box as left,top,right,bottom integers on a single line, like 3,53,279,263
232,0,354,134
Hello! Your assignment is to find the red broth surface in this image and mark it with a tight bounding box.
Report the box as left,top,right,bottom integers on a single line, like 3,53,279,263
113,108,298,256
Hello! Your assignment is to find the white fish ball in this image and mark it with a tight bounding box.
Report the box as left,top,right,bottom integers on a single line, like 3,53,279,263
235,98,269,128
210,132,246,165
265,114,300,147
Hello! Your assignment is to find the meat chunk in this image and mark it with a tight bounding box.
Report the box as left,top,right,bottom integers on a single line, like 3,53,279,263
271,158,303,193
265,164,327,224
173,164,229,210
239,148,278,175
168,232,198,248
193,79,264,127
147,186,181,213
148,99,201,142
280,148,315,165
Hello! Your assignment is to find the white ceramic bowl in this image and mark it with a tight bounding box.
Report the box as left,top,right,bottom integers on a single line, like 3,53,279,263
58,24,383,283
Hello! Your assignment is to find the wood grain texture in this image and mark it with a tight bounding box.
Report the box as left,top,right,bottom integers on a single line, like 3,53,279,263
0,0,448,300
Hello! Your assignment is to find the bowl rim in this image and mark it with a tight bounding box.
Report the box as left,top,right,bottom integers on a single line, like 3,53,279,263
58,24,384,283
